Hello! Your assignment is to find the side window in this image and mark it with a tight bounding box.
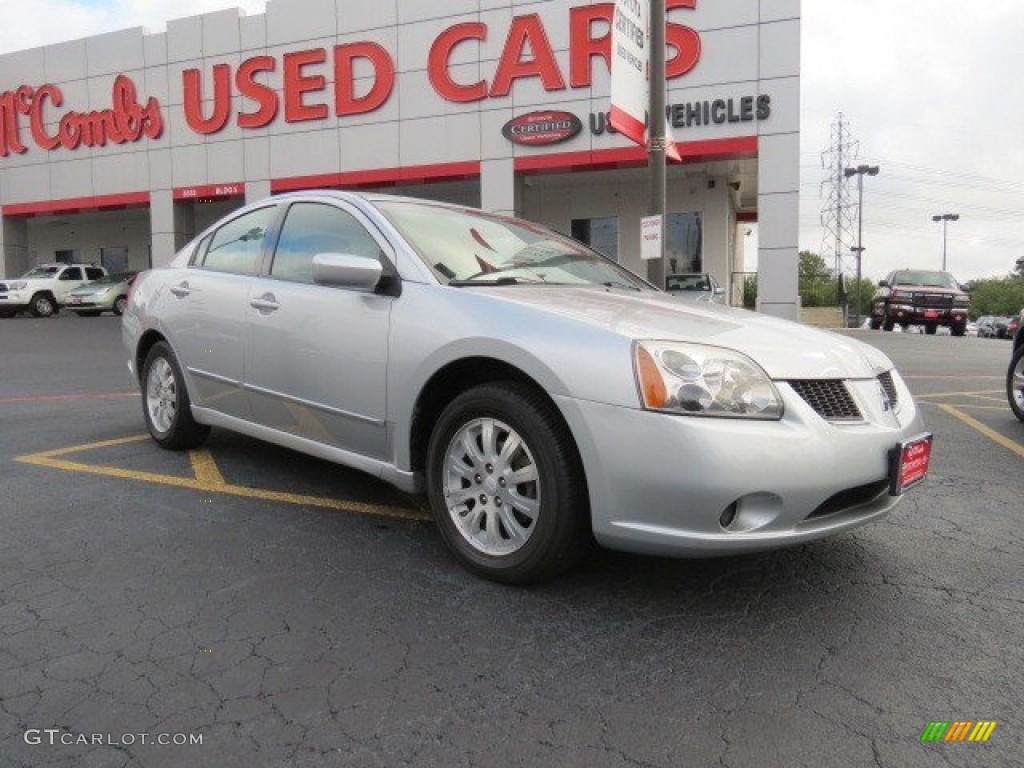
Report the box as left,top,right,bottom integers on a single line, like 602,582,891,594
201,206,276,276
85,267,105,280
270,203,385,285
59,267,83,281
191,233,213,267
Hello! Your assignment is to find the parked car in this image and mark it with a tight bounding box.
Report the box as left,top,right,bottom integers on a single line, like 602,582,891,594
993,316,1013,339
665,272,725,303
0,263,107,317
1004,314,1020,340
1009,318,1024,422
124,191,931,584
965,321,979,337
870,269,970,335
65,272,137,316
977,316,997,338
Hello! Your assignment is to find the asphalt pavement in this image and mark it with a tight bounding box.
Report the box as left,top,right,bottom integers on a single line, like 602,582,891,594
0,314,1021,768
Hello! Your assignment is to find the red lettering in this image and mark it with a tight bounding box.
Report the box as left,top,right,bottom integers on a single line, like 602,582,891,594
28,85,62,150
666,0,701,78
490,14,565,97
236,56,278,128
566,1,701,89
335,42,395,116
428,23,488,102
283,48,328,122
183,65,232,134
569,5,612,88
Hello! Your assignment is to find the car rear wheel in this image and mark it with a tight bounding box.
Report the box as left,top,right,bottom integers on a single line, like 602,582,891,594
30,293,57,318
425,383,590,584
114,296,127,316
925,323,937,335
142,341,210,450
1008,345,1024,423
882,316,895,332
951,324,966,337
869,317,881,330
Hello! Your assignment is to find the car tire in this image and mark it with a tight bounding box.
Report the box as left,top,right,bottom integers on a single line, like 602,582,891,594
114,296,127,316
425,382,590,585
30,293,57,318
141,341,210,450
1008,344,1024,423
869,317,881,330
951,324,966,337
925,324,937,335
882,316,895,332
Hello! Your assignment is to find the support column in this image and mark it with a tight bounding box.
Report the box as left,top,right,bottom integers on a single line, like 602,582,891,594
1,215,30,279
480,158,518,217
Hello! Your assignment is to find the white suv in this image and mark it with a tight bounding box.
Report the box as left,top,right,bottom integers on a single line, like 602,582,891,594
0,263,107,318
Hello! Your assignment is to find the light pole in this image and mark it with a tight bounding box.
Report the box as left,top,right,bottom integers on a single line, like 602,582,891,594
932,213,959,271
844,164,880,327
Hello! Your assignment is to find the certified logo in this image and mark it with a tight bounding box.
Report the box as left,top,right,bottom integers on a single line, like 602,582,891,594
501,111,582,146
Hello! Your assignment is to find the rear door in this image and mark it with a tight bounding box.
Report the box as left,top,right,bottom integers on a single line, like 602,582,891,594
160,204,279,421
243,199,395,459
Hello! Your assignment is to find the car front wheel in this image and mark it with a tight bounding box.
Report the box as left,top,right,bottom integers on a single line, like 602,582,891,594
30,294,57,317
141,341,210,449
1008,344,1024,423
114,296,127,316
425,383,590,584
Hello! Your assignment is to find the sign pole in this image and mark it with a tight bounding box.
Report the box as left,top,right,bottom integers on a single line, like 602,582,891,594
646,0,667,290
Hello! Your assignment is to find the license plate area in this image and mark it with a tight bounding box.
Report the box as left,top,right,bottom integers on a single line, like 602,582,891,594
889,433,932,495
923,309,939,319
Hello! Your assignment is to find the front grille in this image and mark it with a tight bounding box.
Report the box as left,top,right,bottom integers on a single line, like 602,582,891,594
788,380,863,422
877,371,899,408
912,292,953,308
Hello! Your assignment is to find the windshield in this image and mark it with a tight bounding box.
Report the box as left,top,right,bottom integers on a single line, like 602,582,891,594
376,200,650,290
892,270,959,289
88,273,130,285
22,266,60,278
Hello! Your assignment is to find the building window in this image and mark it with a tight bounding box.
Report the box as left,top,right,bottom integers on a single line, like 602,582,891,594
101,247,129,273
571,217,619,262
666,212,702,274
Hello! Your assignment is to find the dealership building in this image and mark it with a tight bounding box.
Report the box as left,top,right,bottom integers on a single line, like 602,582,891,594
0,0,800,317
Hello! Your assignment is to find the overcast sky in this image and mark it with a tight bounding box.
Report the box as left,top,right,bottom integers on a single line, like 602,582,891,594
1,0,1021,282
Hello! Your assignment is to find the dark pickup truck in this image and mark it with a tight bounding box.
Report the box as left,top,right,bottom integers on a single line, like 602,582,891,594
870,269,971,335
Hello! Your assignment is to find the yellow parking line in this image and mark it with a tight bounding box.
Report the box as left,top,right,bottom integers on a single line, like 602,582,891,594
16,436,429,522
937,404,1024,459
915,390,1002,400
189,448,227,487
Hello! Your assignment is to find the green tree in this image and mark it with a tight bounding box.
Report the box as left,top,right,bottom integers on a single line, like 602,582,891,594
967,276,1024,318
798,250,838,307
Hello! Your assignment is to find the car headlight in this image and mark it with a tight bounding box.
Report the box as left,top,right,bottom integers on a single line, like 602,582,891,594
634,341,784,420
953,296,970,306
8,281,27,290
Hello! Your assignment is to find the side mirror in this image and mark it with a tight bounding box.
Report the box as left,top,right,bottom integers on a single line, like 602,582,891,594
312,253,383,291
878,279,889,288
959,284,970,293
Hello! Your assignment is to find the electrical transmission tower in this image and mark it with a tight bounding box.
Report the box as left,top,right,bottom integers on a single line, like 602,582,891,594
819,113,860,277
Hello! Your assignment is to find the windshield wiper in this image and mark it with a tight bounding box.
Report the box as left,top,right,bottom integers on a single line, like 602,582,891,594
448,276,543,287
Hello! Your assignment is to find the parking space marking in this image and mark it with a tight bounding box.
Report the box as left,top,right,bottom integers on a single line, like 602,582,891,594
0,391,136,405
15,436,429,522
915,389,1003,400
935,404,1024,460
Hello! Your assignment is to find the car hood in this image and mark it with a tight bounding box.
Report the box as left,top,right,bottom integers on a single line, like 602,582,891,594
473,285,894,380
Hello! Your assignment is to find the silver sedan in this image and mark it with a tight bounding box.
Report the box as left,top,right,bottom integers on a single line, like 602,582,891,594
123,191,931,583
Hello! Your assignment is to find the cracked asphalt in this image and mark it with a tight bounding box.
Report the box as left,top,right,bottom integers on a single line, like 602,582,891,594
1,315,1021,768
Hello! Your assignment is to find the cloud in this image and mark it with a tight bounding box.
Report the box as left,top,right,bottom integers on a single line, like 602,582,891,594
0,0,266,54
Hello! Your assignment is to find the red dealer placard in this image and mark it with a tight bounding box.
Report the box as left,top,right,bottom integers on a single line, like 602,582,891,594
173,183,245,201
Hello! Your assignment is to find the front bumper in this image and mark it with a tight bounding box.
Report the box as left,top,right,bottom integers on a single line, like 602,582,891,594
881,303,968,326
554,372,926,557
65,294,115,310
0,292,30,310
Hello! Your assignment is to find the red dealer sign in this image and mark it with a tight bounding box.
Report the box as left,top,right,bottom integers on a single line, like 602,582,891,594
0,2,701,155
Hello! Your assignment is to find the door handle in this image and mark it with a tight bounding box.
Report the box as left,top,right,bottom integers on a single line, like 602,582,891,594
249,293,280,313
170,282,191,298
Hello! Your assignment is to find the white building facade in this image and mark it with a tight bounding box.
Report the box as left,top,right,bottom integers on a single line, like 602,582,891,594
0,0,800,317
